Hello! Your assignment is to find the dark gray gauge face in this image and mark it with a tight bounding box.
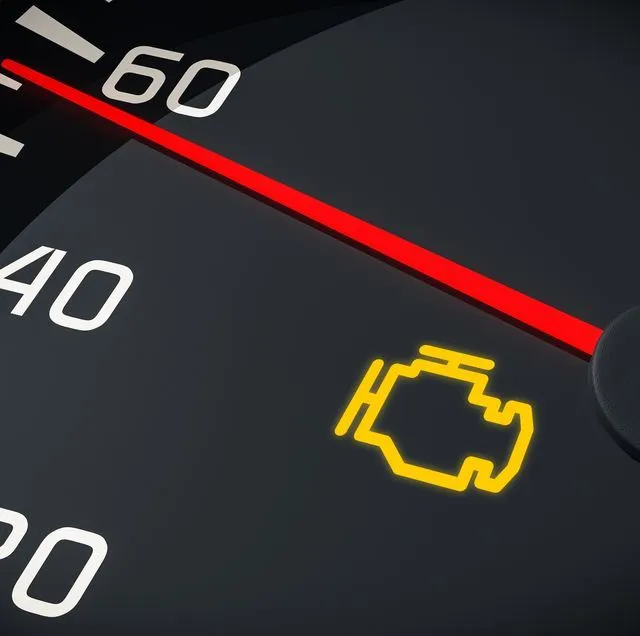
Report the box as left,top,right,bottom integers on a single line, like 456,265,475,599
2,1,640,634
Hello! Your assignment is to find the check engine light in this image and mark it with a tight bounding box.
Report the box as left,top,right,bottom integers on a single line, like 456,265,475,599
335,344,534,494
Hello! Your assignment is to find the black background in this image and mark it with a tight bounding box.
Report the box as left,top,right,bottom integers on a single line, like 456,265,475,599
0,0,396,250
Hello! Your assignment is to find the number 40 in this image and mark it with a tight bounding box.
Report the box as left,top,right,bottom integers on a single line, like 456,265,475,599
0,246,133,331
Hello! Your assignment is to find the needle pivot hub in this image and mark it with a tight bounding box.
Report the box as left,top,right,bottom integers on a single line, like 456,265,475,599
591,307,640,460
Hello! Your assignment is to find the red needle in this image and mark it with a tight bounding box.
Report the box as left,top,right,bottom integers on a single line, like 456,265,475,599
2,58,603,357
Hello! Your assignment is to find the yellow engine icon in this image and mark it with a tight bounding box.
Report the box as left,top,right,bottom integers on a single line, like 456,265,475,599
334,344,534,494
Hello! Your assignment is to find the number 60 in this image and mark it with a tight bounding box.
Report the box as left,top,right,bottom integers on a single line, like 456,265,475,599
102,45,241,118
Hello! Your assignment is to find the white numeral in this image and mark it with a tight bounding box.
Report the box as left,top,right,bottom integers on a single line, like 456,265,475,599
102,45,183,105
0,508,28,560
167,59,241,118
0,246,66,315
12,527,108,619
49,260,133,332
0,247,132,332
103,45,240,117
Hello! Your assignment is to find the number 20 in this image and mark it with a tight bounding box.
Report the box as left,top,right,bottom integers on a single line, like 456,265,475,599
0,507,107,619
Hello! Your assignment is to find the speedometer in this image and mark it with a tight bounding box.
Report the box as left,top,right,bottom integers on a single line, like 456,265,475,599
1,1,640,634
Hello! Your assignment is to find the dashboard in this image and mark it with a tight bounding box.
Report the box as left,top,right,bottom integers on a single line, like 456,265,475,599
1,1,640,634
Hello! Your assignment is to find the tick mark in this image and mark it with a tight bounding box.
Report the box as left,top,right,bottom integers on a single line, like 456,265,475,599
0,73,21,90
0,134,24,158
16,6,104,63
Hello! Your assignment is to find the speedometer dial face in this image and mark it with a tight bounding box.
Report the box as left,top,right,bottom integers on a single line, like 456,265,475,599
2,1,640,634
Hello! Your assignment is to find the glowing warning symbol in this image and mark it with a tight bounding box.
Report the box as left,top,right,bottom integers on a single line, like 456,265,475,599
335,344,534,494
